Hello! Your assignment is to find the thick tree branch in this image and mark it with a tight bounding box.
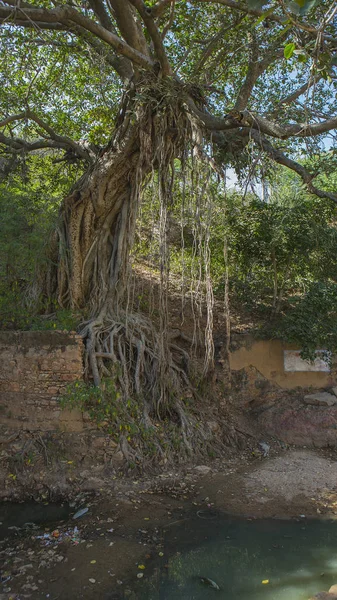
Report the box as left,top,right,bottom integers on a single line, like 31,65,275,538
87,0,115,33
194,20,239,74
185,96,243,131
235,47,284,111
247,113,337,139
211,128,337,203
151,0,173,19
234,34,259,112
0,110,94,161
129,0,171,75
160,0,175,40
187,96,337,140
108,0,150,56
0,2,154,70
275,75,321,109
0,131,75,153
0,113,28,128
248,130,337,203
0,17,64,29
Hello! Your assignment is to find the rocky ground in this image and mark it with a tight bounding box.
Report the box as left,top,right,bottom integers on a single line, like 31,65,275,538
2,447,337,600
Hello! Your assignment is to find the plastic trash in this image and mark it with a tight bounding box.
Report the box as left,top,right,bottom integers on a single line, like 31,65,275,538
73,507,89,520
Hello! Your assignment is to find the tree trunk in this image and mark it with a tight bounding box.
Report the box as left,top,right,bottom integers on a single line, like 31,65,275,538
47,82,191,318
52,123,144,313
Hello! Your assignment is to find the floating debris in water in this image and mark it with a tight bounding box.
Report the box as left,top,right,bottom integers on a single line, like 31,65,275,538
199,577,220,590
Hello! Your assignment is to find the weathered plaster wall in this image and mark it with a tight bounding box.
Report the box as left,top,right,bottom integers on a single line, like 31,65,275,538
0,331,84,431
230,336,337,389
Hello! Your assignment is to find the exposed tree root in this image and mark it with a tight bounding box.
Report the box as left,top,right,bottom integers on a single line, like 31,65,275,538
70,309,238,466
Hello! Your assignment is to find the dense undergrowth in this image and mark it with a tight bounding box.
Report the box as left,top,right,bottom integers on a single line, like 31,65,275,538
60,376,237,469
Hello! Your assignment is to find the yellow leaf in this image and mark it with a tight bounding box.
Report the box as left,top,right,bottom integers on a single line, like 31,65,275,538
138,565,146,570
262,580,269,584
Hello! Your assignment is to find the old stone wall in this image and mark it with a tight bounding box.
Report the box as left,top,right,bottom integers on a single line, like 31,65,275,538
0,331,84,431
230,335,337,390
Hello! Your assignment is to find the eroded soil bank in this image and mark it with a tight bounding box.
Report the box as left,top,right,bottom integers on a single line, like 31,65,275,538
2,448,337,600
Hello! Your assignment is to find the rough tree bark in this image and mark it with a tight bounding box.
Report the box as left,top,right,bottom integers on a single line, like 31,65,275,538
53,122,141,312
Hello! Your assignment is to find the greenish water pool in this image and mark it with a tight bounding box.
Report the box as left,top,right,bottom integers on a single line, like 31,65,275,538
138,514,337,600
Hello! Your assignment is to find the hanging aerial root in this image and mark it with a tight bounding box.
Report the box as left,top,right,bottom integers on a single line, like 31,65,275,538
36,77,231,463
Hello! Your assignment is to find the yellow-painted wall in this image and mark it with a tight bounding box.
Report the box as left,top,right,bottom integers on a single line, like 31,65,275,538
230,338,336,389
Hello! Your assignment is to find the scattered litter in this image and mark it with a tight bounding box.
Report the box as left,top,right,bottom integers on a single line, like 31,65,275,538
262,580,269,584
137,573,144,579
138,565,145,570
35,525,81,546
258,442,270,457
200,577,220,590
73,507,89,520
89,578,96,584
90,560,96,564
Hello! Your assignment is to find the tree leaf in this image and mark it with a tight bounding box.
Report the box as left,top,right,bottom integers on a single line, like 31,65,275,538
254,6,277,25
298,0,318,15
286,0,317,14
297,53,307,63
284,43,296,59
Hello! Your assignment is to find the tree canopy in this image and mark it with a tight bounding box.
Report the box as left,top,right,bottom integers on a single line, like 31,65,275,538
0,0,337,199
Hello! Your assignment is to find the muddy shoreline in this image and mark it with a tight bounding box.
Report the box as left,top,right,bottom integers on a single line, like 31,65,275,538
2,448,337,599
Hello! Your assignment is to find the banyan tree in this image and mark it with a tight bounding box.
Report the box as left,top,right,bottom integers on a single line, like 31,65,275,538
1,0,337,446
